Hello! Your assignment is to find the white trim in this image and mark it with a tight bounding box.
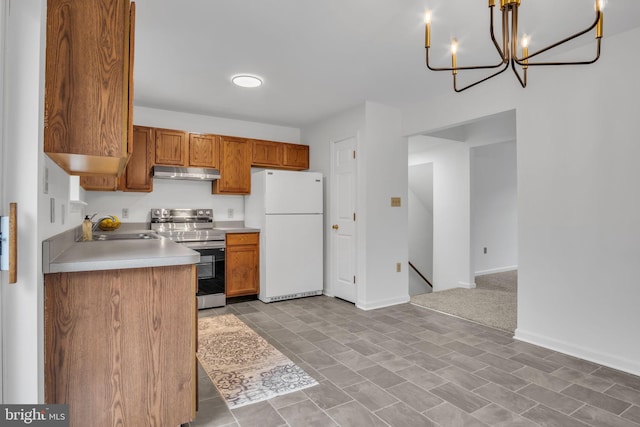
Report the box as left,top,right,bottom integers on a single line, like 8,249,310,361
356,295,410,311
457,281,476,289
475,265,518,276
514,328,640,377
0,0,8,404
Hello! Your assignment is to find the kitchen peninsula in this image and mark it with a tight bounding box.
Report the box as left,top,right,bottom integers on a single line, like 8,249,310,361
42,227,199,427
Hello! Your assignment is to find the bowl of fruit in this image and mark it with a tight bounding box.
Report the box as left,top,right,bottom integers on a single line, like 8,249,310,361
98,215,121,231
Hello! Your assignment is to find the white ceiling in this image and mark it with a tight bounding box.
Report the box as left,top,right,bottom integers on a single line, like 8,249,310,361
132,0,640,128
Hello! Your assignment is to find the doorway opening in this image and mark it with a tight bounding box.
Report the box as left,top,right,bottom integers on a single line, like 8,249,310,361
407,110,518,333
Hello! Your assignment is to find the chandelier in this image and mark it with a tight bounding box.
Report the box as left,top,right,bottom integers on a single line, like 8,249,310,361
424,0,605,92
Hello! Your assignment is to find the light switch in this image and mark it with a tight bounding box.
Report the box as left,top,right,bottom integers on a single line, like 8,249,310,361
391,197,401,207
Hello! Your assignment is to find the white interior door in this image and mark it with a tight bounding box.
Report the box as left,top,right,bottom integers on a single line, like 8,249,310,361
330,137,357,303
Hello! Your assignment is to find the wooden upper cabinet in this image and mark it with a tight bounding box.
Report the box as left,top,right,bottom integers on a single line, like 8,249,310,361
155,128,188,166
251,139,283,167
80,175,120,191
250,140,309,171
189,134,219,168
44,0,135,177
213,136,252,195
283,143,309,170
124,126,154,192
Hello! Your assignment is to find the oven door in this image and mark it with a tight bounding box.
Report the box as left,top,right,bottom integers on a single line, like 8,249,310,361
182,242,226,309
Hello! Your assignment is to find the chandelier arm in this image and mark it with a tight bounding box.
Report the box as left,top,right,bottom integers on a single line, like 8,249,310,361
426,48,505,72
517,38,601,67
514,11,601,64
488,4,507,61
510,59,527,88
453,61,510,93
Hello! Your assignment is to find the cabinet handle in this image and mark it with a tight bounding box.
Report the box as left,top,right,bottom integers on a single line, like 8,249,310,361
332,224,339,230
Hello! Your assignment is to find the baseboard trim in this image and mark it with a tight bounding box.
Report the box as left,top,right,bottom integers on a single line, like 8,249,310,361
514,328,640,377
457,281,476,289
356,295,410,311
475,265,518,276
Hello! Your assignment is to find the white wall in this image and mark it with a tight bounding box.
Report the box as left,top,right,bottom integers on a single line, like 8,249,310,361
409,138,474,291
84,106,303,223
303,102,409,309
403,27,640,376
471,141,518,275
360,102,408,309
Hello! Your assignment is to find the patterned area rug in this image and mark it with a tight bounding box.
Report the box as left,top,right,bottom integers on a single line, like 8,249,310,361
197,314,318,409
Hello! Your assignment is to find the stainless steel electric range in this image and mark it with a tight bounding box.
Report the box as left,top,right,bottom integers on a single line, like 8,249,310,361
150,208,225,309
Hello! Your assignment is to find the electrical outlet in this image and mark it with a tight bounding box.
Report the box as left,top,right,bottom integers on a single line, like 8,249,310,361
396,262,401,272
227,208,234,219
390,197,401,207
122,208,129,218
483,247,487,254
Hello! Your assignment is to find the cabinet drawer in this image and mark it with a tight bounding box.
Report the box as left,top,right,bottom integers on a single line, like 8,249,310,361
226,233,259,246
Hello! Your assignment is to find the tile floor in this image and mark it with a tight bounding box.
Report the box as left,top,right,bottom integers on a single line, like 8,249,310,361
185,296,640,427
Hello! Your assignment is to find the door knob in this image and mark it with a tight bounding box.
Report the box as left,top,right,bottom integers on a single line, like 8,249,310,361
332,224,339,230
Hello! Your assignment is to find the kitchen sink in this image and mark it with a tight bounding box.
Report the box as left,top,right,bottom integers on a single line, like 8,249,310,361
92,232,159,241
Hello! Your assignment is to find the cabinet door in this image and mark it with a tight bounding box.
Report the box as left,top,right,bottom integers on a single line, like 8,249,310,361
226,233,259,297
283,144,310,170
80,175,120,191
213,136,252,194
155,128,188,166
44,0,133,176
189,134,219,168
123,126,154,192
251,139,283,167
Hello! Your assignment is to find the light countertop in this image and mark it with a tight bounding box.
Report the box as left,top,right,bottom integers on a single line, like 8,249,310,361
43,222,259,274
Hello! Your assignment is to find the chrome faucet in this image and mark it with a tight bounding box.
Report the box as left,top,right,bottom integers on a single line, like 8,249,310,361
90,214,116,231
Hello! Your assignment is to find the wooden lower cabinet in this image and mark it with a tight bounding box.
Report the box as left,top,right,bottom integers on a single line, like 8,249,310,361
45,265,196,427
226,233,259,297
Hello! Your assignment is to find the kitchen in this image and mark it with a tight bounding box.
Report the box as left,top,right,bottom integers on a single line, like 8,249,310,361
3,0,640,426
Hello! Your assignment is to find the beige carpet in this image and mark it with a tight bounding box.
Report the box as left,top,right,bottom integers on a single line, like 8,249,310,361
410,270,517,333
197,314,318,408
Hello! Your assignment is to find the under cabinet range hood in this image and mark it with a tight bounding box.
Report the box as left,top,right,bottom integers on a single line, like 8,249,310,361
153,165,220,181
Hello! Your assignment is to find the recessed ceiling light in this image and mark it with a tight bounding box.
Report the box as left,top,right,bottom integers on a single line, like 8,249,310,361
231,75,263,88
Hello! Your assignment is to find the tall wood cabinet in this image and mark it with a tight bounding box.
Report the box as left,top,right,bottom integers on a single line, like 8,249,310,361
44,0,135,177
226,233,259,297
213,136,252,194
123,126,155,191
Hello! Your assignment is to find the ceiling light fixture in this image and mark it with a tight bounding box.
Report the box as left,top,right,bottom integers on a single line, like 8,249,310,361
424,0,605,92
231,74,263,88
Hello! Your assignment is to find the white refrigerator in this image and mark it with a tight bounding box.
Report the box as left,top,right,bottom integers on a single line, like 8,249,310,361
244,170,323,302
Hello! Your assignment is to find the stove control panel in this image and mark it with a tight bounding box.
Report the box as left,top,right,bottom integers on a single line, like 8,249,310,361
150,208,213,222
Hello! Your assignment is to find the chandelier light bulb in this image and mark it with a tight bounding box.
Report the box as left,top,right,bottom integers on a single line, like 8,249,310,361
424,10,432,24
596,0,606,12
521,34,530,48
450,39,459,55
